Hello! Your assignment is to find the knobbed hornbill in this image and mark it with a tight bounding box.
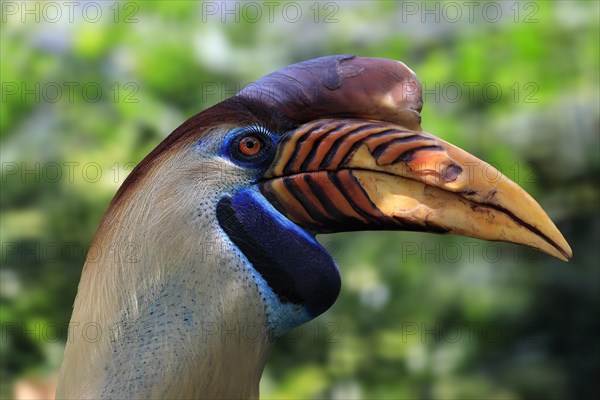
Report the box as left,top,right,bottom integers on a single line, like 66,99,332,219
57,55,572,399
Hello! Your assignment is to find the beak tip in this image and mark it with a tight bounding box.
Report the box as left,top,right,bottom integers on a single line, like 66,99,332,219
548,240,572,262
555,232,573,262
563,245,574,262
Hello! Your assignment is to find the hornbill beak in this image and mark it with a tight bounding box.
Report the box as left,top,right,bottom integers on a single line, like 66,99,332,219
259,118,572,261
239,55,572,261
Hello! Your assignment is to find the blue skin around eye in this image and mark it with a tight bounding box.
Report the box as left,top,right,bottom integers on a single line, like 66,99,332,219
220,126,280,170
217,187,341,335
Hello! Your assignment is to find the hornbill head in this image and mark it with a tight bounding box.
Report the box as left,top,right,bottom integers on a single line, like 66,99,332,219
57,55,571,399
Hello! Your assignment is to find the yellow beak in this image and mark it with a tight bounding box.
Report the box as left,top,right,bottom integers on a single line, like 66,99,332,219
260,118,572,261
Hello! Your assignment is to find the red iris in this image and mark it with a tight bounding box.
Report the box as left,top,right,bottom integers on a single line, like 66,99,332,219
238,136,261,156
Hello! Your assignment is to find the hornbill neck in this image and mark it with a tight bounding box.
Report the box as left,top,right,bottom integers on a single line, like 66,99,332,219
56,153,274,399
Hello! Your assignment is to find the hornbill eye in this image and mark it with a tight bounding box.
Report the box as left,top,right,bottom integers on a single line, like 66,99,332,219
239,136,261,156
223,127,276,168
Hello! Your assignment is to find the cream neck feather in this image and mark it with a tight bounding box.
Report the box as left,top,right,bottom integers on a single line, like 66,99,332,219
57,153,274,399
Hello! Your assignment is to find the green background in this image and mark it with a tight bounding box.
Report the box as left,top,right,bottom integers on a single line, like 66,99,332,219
1,1,598,399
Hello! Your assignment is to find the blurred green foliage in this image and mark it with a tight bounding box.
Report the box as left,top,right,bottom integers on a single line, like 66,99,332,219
1,1,599,399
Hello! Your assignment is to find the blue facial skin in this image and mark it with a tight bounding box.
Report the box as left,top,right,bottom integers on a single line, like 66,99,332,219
215,127,341,336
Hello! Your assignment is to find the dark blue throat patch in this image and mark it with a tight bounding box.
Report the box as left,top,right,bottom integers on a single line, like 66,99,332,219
216,188,341,326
